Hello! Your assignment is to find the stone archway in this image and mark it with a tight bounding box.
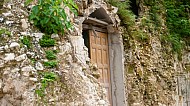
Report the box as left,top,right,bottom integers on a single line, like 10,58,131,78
81,7,126,106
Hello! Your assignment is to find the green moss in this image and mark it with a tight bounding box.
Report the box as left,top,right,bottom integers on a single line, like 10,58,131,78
45,50,57,60
0,28,11,37
164,0,190,54
108,0,135,28
128,63,135,74
35,71,58,97
30,58,36,64
43,61,58,68
21,36,32,48
39,35,55,47
133,30,149,42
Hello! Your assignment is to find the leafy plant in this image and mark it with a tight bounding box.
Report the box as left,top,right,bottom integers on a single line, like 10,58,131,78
21,36,32,48
44,61,58,68
39,35,55,47
108,0,135,28
164,0,190,53
0,28,11,37
25,0,78,35
35,72,58,97
165,0,190,38
45,50,57,60
30,58,36,64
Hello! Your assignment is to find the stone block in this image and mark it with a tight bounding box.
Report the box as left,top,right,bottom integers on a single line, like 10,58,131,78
20,19,28,30
21,65,36,76
11,68,20,73
9,42,20,48
35,62,44,71
2,11,13,17
29,78,38,82
15,54,27,61
4,53,15,61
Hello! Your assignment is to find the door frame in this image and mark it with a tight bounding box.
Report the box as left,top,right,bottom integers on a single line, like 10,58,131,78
82,21,126,106
107,26,126,106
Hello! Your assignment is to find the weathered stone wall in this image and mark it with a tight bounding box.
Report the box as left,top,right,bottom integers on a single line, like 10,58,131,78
125,37,190,106
0,0,116,105
124,1,190,106
174,48,190,106
1,0,189,106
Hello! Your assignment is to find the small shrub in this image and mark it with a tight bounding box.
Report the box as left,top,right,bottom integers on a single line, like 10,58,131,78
39,39,55,47
35,72,58,97
44,61,58,68
39,35,55,47
164,0,190,53
45,50,56,60
25,0,78,35
108,0,135,28
21,36,32,48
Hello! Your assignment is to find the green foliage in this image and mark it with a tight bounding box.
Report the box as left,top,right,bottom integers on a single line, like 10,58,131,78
149,5,163,28
35,72,58,97
0,28,11,37
108,0,135,28
164,0,190,53
144,0,165,29
21,36,32,48
165,0,190,37
39,35,55,47
30,58,36,64
44,61,58,68
26,0,78,35
45,50,57,60
135,31,149,41
168,35,183,54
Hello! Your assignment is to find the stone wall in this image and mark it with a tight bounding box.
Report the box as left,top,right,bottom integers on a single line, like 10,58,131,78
174,48,190,106
123,1,190,106
1,0,189,106
0,0,117,105
125,35,190,106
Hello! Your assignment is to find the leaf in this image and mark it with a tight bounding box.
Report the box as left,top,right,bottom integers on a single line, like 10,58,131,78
67,0,78,10
28,0,77,35
60,10,67,20
35,89,44,97
65,21,71,29
44,17,50,24
32,6,39,15
24,0,33,6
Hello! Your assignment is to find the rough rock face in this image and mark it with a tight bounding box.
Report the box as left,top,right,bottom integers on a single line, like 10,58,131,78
125,36,175,106
123,1,190,106
0,0,110,106
1,0,190,106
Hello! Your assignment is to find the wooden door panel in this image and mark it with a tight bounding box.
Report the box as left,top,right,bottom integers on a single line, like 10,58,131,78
89,30,112,105
96,37,101,44
97,49,102,63
99,68,103,83
91,48,96,63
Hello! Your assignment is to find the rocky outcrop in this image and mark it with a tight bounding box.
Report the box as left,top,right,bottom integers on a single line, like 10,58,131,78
0,0,111,105
124,1,190,106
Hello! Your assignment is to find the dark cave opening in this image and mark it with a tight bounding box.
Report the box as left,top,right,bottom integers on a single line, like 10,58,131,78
129,0,139,16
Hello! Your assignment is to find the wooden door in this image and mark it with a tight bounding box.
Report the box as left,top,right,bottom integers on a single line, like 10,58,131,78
89,30,112,105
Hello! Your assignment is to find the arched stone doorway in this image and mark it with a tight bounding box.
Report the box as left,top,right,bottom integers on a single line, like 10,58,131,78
82,7,126,106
